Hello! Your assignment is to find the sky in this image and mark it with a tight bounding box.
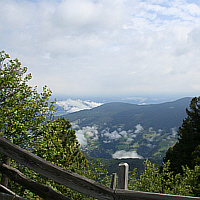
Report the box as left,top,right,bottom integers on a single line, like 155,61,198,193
1,0,200,103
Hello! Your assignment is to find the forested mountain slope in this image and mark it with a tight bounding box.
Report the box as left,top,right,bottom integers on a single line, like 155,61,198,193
63,97,191,132
60,97,192,162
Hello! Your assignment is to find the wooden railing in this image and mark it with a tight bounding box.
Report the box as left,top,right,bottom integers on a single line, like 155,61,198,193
0,136,199,200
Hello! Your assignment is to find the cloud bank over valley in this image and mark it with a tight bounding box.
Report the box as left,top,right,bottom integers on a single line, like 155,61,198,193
72,123,178,159
112,150,143,159
56,99,103,113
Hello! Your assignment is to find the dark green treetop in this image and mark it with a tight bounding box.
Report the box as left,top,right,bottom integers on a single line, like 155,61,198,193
164,96,200,174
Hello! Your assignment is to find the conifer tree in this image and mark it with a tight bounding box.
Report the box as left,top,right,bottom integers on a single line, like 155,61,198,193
164,96,200,174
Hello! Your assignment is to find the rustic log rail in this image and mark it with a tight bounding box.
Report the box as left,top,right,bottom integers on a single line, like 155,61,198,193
0,162,71,200
0,184,28,200
0,136,199,200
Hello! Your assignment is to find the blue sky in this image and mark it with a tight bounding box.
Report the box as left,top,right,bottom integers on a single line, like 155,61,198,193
1,0,200,102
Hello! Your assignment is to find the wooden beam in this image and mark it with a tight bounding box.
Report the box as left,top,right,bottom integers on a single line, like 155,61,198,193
0,162,71,200
118,163,129,190
115,189,200,200
0,184,21,198
110,173,116,190
0,192,28,200
0,136,199,200
0,136,114,200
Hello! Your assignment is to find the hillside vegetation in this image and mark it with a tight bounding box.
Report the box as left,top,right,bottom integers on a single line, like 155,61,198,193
61,97,191,162
63,98,191,131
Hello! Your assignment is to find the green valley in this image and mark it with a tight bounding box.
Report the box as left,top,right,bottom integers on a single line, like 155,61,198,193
58,97,192,163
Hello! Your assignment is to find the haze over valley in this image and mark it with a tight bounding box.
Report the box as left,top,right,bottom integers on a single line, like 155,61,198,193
56,97,192,162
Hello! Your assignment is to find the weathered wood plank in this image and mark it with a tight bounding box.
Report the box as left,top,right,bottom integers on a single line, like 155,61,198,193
0,136,114,200
0,193,28,200
0,162,71,200
115,189,200,200
1,156,10,186
0,184,20,197
118,163,129,190
110,173,116,190
0,136,199,200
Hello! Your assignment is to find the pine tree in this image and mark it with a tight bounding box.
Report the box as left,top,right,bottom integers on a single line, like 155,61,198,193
164,96,200,174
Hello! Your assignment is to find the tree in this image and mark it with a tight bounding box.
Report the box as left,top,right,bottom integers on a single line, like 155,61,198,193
0,51,55,145
34,117,109,200
0,51,55,187
192,145,200,166
130,159,200,196
0,51,109,199
163,96,200,174
9,117,109,200
32,117,87,170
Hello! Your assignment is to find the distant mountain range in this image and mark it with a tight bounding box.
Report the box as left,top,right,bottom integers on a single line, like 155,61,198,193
57,97,192,162
62,97,191,131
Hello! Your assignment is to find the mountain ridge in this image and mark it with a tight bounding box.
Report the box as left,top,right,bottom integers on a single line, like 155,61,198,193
62,97,192,132
58,97,193,161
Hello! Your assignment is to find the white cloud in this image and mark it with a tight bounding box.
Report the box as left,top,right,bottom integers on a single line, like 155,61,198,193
122,96,148,103
72,123,80,130
158,129,163,134
104,130,122,140
149,127,154,132
170,127,178,137
50,0,126,33
75,125,99,146
83,125,99,140
56,99,103,113
147,137,155,142
134,124,144,134
146,144,152,148
131,134,137,138
0,0,200,97
76,130,88,147
146,144,156,148
103,140,111,143
112,150,143,159
102,129,133,140
119,130,128,138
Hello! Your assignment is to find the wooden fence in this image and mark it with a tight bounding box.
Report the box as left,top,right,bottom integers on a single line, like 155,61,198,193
0,136,199,200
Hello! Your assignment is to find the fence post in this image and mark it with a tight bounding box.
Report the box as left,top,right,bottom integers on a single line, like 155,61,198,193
110,173,116,190
118,163,129,190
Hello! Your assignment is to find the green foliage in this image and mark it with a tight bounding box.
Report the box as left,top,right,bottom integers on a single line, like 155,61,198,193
0,51,109,200
192,145,200,166
130,159,200,197
164,96,200,174
62,98,191,162
32,117,87,170
0,51,55,145
29,117,108,200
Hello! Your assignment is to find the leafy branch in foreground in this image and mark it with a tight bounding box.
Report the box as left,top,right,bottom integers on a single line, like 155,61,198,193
0,51,109,200
0,50,56,188
0,50,55,145
130,159,200,197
